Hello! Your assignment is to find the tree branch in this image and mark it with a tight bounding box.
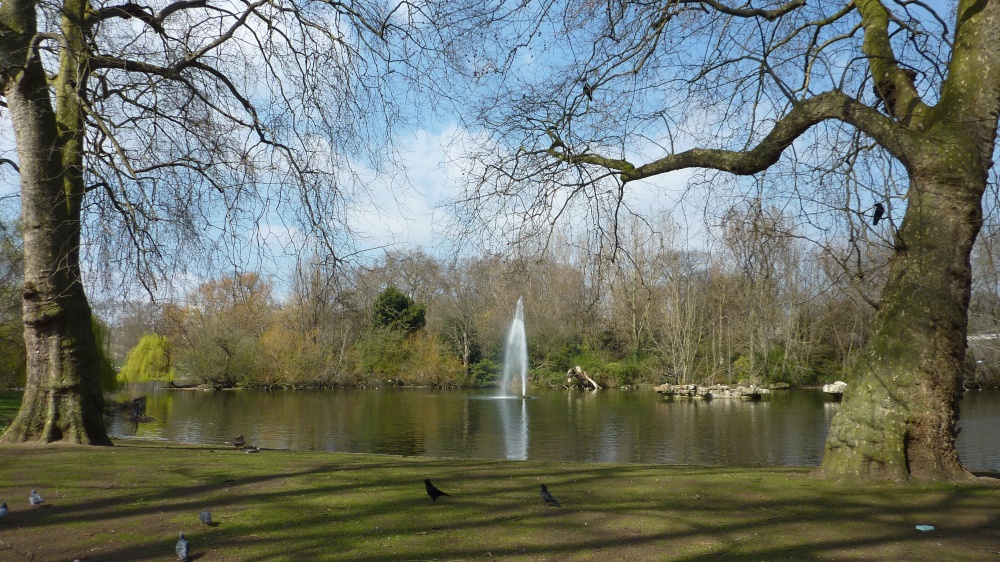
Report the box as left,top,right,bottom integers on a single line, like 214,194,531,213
856,0,930,126
90,0,210,33
552,91,913,182
684,0,807,21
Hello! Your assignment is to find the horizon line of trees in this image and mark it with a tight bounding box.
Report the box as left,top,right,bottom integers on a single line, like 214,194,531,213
104,208,1000,391
4,207,1000,392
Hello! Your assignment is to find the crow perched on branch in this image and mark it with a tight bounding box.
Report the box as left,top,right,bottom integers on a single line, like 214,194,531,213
873,202,886,226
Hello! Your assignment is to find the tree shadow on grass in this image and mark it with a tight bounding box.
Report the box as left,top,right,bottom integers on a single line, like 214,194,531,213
0,444,997,561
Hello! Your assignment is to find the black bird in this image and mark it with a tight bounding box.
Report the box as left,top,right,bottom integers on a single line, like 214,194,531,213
232,434,245,448
176,531,190,561
583,82,594,101
872,202,885,226
424,479,449,502
540,484,561,507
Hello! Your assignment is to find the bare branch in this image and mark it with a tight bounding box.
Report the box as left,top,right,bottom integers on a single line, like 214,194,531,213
553,91,908,182
684,0,807,21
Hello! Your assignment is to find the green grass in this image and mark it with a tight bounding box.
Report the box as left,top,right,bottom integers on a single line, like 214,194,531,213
0,390,21,433
0,441,997,561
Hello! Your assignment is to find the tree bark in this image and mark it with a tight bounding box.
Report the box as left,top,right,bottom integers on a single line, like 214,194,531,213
820,163,984,480
0,0,110,445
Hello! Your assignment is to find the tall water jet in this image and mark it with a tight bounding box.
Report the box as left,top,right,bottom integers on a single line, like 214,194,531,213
501,297,528,397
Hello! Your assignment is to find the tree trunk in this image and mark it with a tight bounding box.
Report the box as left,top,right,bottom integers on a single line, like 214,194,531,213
820,167,982,481
0,0,110,445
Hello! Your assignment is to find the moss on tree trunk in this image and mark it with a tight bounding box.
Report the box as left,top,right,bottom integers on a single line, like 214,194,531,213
820,165,982,481
0,0,110,445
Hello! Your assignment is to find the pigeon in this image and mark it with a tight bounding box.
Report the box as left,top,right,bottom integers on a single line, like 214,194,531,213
424,479,449,502
199,510,212,525
0,501,7,519
29,490,44,506
232,434,245,448
242,445,260,453
872,202,885,226
175,531,189,561
540,484,561,507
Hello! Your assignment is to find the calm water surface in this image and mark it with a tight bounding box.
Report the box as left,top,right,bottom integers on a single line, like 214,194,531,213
107,387,1000,471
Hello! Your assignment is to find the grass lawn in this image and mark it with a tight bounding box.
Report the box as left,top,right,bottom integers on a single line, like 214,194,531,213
0,391,21,434
0,440,997,561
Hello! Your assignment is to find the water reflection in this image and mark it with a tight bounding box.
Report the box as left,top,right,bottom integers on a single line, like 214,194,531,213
956,390,1000,472
496,398,528,460
105,387,1000,471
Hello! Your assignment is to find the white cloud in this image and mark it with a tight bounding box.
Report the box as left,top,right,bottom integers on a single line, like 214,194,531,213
345,124,470,255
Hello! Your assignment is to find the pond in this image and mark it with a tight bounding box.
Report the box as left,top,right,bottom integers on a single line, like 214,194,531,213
106,387,1000,471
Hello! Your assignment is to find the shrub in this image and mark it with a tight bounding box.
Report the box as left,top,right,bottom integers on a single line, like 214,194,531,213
371,286,426,333
467,358,501,387
358,327,410,377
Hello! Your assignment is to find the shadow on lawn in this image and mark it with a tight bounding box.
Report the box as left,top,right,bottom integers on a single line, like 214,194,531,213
0,444,998,561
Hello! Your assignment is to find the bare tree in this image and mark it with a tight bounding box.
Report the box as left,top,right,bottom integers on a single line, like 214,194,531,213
450,0,999,480
0,0,426,443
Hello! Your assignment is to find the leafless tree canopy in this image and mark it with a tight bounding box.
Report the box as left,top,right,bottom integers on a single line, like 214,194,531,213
445,0,963,267
1,0,452,296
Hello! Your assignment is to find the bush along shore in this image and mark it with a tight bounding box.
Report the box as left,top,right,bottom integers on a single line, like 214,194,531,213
0,441,997,561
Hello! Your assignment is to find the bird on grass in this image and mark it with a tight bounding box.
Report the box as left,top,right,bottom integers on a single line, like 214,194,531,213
872,202,886,226
199,510,212,525
176,531,189,561
242,445,260,453
29,490,44,506
232,434,245,448
540,484,561,507
424,479,449,502
0,501,8,520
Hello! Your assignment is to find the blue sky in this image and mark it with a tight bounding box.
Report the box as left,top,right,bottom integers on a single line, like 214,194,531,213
0,0,962,301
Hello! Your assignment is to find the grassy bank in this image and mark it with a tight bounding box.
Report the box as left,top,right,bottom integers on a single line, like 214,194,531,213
0,442,997,561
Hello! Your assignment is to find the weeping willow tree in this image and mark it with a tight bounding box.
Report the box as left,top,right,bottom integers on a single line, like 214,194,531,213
443,0,1000,481
0,0,435,444
119,334,173,384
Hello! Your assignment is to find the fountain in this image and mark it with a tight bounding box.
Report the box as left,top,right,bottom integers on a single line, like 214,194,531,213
501,297,528,397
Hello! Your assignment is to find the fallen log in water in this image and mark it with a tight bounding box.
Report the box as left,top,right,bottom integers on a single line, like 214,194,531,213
567,366,601,390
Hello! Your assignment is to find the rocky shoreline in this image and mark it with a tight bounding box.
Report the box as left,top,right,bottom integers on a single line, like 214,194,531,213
654,383,771,400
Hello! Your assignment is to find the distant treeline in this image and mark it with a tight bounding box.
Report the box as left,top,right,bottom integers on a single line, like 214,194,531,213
102,212,1000,390
5,210,1000,391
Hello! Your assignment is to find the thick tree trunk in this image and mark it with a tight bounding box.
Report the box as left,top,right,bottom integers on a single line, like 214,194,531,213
819,167,983,481
0,0,110,445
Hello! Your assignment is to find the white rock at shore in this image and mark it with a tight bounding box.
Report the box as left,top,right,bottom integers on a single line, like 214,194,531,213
654,383,770,399
822,381,848,394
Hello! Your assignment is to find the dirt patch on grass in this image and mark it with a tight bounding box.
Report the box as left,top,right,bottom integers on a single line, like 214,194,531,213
0,442,997,561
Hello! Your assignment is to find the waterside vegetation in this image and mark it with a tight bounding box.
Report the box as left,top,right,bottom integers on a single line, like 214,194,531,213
4,209,1000,393
107,214,1000,391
